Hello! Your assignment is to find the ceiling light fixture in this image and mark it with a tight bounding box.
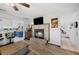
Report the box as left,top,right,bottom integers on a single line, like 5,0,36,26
6,3,30,11
6,3,15,6
6,3,18,11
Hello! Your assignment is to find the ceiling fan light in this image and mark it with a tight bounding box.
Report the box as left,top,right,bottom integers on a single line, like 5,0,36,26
6,3,19,11
10,3,15,6
6,3,15,7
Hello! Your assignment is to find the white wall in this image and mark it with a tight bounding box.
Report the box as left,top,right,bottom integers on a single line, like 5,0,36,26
23,18,33,31
43,12,78,46
43,15,61,45
60,10,79,49
71,10,79,48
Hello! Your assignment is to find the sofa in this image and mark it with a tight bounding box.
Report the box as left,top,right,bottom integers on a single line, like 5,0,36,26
0,40,29,55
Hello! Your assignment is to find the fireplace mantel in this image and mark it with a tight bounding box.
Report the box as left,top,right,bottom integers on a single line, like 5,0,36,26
32,23,50,40
32,24,49,29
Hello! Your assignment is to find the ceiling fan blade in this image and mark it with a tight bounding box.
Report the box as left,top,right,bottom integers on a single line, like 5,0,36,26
13,6,19,11
19,3,30,8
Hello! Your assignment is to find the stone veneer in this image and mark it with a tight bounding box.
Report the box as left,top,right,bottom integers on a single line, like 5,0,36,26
32,23,50,40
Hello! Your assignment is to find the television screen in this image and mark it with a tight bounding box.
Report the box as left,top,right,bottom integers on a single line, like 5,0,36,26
33,17,43,25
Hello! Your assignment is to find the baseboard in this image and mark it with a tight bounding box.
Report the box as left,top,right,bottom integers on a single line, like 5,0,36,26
47,43,61,47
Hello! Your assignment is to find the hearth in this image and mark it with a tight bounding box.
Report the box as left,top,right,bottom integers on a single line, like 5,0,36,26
34,29,44,39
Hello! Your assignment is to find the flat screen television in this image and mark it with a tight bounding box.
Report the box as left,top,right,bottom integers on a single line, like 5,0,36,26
33,17,43,25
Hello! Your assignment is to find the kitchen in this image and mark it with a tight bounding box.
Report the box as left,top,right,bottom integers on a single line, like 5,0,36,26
0,10,25,46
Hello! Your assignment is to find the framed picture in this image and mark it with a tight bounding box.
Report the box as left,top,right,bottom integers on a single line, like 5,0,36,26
74,21,78,28
51,18,58,28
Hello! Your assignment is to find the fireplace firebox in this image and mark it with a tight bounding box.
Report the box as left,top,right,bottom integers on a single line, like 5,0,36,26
34,29,44,39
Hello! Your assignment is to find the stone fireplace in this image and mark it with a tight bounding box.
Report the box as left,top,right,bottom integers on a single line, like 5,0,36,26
32,24,50,40
34,29,44,39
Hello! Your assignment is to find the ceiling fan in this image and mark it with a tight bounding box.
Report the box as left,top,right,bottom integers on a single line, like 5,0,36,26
7,3,30,11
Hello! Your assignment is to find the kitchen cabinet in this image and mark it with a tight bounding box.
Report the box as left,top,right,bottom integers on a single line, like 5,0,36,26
2,19,12,28
12,20,24,28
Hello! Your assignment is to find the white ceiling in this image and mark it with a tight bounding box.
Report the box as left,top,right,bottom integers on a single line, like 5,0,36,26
0,3,79,19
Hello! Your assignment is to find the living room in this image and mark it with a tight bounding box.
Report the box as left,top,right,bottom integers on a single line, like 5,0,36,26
0,3,79,55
